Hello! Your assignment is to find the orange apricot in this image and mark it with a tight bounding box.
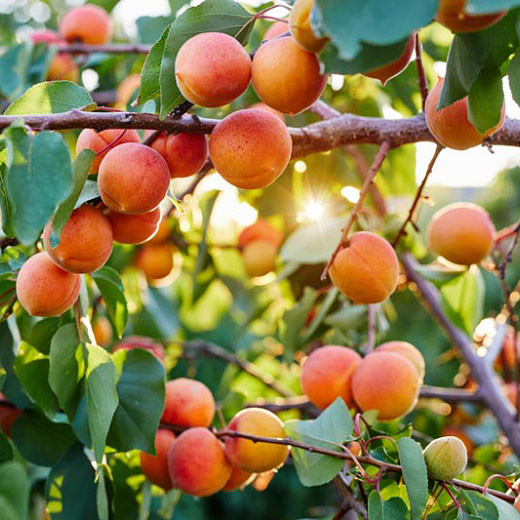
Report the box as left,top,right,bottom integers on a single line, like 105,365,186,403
264,20,289,40
209,108,292,189
59,5,111,45
436,0,506,33
238,219,284,249
348,441,362,457
301,345,362,409
175,32,251,107
252,36,327,115
249,102,284,120
289,0,329,52
222,466,254,491
242,240,278,278
92,316,112,346
352,351,420,421
140,429,176,490
376,341,425,382
147,217,172,245
161,378,215,428
43,205,113,274
76,128,140,174
135,243,174,280
329,231,399,304
115,73,140,109
107,207,162,245
168,428,232,496
224,408,288,473
98,143,170,214
16,252,81,317
425,77,505,150
427,202,496,265
113,336,165,361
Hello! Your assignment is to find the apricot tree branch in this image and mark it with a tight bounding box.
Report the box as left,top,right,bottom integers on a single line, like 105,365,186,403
414,33,429,111
57,43,151,54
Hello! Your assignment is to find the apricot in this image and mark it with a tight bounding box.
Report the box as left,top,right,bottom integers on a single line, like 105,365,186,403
98,143,170,214
175,32,251,107
289,0,329,52
44,205,113,274
329,231,399,304
140,429,176,490
222,466,254,491
423,436,468,480
301,345,362,409
59,5,111,45
16,252,81,317
209,109,292,189
161,378,215,428
249,102,284,120
352,351,419,421
425,77,505,150
113,336,165,361
76,128,140,174
242,240,278,278
107,207,162,245
135,243,174,280
264,20,289,40
147,217,172,245
238,219,284,249
436,0,506,33
364,34,414,85
427,202,496,265
348,441,362,457
168,428,232,496
92,316,112,346
252,37,327,115
115,73,140,109
441,426,474,457
224,408,288,473
376,341,425,382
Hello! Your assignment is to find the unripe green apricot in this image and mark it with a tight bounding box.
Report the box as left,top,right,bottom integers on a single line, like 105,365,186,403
423,436,467,481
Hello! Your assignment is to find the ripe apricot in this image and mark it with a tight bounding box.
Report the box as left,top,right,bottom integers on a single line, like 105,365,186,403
249,102,284,120
224,408,288,473
423,436,468,480
376,341,425,382
140,429,176,490
115,73,140,109
289,0,329,52
436,0,506,33
238,220,284,249
113,336,165,361
16,252,81,317
175,32,251,107
301,345,362,409
107,207,162,245
425,77,505,150
161,378,215,428
264,20,289,40
222,466,254,491
76,128,140,174
364,35,414,85
242,240,278,278
92,316,112,346
329,231,399,304
352,351,419,421
147,217,172,245
427,202,496,265
98,143,170,214
252,36,327,115
59,5,111,45
44,205,113,274
209,109,292,189
168,428,232,496
135,243,174,280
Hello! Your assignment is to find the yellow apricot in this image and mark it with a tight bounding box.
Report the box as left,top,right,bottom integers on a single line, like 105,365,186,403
238,219,284,249
140,429,176,490
423,436,468,480
289,0,329,52
92,316,112,346
135,243,174,280
242,240,278,278
376,341,425,382
222,466,254,491
59,5,111,45
263,20,289,41
436,0,506,33
115,74,140,109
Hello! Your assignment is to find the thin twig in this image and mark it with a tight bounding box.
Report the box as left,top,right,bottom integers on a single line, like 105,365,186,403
414,32,429,111
175,163,212,201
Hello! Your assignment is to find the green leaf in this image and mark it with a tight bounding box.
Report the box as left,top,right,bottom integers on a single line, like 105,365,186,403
0,144,14,239
5,81,94,115
285,398,352,486
22,317,61,355
0,432,13,464
397,438,427,520
487,494,520,520
411,262,467,286
137,15,174,45
0,462,29,520
301,288,338,344
459,490,498,520
368,491,410,520
508,51,520,108
4,124,73,245
0,43,32,101
107,349,165,453
467,68,504,134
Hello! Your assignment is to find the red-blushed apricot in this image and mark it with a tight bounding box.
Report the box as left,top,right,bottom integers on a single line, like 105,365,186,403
224,408,288,473
238,219,284,249
44,205,113,273
249,102,284,120
364,34,414,85
107,207,162,245
423,436,468,480
222,466,254,491
98,143,170,214
301,345,362,409
92,316,112,346
162,378,215,428
242,240,278,278
329,231,399,304
252,37,327,115
140,429,176,490
376,341,425,382
59,5,111,45
441,426,474,457
16,252,81,317
289,0,329,52
113,336,165,361
436,0,506,33
209,109,292,189
427,202,496,265
264,20,289,40
147,217,172,245
76,128,140,174
135,243,174,280
425,77,505,150
168,428,232,496
115,73,140,109
352,351,420,421
175,33,251,107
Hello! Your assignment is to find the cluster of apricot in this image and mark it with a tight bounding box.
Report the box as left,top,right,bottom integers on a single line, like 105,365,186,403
140,378,288,496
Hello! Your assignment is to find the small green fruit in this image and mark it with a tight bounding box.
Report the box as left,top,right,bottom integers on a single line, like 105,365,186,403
423,436,467,481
